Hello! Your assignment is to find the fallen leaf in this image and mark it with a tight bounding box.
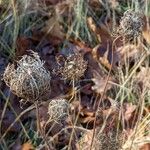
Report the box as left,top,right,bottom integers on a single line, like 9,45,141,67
124,103,137,121
87,17,116,69
92,44,120,69
22,142,34,150
38,0,63,6
142,16,150,44
77,130,100,150
140,143,150,150
16,36,33,59
77,131,93,150
135,67,150,90
116,43,143,64
84,52,103,79
92,71,114,94
70,40,92,54
107,0,119,9
42,15,65,43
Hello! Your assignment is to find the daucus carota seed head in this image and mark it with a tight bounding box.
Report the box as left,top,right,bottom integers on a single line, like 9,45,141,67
118,9,143,40
48,99,69,123
3,51,51,102
96,130,124,150
55,52,87,81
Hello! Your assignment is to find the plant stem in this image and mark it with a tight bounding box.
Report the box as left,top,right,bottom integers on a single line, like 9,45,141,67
35,100,53,150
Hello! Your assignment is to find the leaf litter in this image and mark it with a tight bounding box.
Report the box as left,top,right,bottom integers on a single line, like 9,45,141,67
0,0,150,150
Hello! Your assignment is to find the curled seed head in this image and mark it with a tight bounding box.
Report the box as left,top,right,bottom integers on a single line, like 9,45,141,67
48,99,69,123
118,9,144,40
54,52,87,81
3,50,51,102
97,130,124,150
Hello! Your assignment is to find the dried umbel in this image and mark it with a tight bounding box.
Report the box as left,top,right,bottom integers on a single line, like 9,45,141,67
3,51,51,102
118,9,143,40
48,99,69,123
78,129,124,150
55,52,87,81
97,130,124,150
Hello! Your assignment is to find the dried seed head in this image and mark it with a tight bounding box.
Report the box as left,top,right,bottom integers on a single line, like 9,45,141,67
3,51,51,102
97,130,124,150
55,52,87,81
3,63,16,85
118,9,143,40
48,99,69,123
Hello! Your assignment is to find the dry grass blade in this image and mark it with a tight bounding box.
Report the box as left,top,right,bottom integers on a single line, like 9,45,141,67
122,114,150,150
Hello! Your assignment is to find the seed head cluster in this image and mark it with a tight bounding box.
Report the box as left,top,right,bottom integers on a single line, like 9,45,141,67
48,99,69,123
55,52,87,81
3,51,51,102
97,130,124,150
118,9,143,40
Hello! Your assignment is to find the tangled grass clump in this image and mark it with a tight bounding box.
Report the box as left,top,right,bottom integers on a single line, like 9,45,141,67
48,99,69,123
118,9,144,40
3,51,51,102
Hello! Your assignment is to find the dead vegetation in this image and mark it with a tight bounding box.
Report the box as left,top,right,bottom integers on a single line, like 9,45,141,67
0,0,150,150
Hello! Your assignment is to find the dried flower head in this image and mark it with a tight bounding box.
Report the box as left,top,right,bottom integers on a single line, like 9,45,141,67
48,99,69,123
97,130,124,150
3,51,51,102
118,9,143,40
55,52,87,81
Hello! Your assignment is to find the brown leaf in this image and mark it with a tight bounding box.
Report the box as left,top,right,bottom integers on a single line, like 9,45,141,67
140,143,150,150
77,130,93,150
116,43,143,64
92,72,114,94
92,44,120,69
136,67,150,90
22,142,35,150
42,16,65,43
38,0,63,6
84,52,103,79
77,130,100,150
143,29,150,44
124,103,137,121
108,0,119,9
142,16,150,44
70,40,92,54
16,36,33,59
87,16,112,44
87,17,116,69
80,115,95,124
92,25,115,65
